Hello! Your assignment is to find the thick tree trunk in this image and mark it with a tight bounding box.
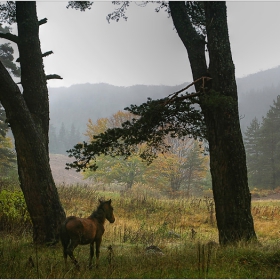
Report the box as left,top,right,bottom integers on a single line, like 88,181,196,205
169,1,257,245
0,2,65,244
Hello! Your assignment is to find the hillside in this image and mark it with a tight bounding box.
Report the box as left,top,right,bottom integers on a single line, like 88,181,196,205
49,83,188,135
48,66,280,142
50,154,89,185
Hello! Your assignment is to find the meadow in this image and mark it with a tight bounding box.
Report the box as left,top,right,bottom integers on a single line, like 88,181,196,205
1,183,280,278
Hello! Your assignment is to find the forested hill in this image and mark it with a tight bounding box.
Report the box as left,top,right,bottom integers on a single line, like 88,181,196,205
49,83,188,135
237,66,280,130
48,66,280,153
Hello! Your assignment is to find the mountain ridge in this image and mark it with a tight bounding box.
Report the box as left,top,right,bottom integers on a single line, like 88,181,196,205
49,66,280,137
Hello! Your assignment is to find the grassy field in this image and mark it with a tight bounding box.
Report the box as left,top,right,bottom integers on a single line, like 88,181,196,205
1,183,280,278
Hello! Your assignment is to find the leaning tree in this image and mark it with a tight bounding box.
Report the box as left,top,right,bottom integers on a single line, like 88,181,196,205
0,1,66,244
67,1,257,245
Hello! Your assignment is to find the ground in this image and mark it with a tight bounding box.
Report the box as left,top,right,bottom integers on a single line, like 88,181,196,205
50,153,89,185
253,192,280,201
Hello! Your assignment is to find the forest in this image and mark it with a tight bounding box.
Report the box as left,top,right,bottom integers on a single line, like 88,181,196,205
1,1,280,278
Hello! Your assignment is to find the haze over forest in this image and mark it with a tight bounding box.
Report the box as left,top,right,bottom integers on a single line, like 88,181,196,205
49,65,280,154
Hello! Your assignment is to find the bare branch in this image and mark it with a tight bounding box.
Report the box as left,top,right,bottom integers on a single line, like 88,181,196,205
38,18,47,25
42,51,53,58
46,74,63,80
164,76,212,105
0,32,18,44
16,51,54,62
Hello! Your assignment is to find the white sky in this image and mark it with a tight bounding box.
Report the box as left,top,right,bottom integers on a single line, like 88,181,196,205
7,1,280,88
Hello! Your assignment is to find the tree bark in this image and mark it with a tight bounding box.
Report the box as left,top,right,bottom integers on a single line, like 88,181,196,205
169,1,257,245
0,1,65,244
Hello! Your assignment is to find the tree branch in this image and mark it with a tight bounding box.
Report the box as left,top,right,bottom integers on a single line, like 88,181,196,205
16,51,54,62
0,32,18,44
42,51,53,58
46,74,63,80
164,76,212,105
38,17,47,25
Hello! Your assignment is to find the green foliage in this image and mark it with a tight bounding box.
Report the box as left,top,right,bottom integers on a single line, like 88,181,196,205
202,89,237,110
0,189,31,230
84,154,147,189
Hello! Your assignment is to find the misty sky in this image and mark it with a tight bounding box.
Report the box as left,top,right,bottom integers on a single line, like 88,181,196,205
8,1,280,88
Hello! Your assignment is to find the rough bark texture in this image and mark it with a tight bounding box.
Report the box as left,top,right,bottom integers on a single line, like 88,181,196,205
0,2,65,244
169,1,257,245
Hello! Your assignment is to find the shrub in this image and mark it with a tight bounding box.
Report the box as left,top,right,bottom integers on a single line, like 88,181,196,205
0,189,31,232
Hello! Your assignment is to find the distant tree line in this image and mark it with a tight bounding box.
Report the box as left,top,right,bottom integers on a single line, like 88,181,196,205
49,123,82,155
244,95,280,189
83,111,209,195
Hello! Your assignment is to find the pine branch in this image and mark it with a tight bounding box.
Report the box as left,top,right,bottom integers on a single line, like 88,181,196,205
66,76,211,172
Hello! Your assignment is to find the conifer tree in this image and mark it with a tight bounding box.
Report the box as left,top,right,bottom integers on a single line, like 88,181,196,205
244,117,262,187
259,96,280,189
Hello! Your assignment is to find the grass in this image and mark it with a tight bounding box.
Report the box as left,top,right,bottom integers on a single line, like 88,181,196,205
1,183,280,278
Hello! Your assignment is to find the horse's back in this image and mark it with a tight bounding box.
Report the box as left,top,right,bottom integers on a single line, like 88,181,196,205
65,216,99,244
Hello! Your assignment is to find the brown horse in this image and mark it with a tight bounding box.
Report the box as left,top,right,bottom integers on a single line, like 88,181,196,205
60,199,115,269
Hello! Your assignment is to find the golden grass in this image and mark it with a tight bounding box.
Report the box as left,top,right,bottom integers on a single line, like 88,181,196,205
1,184,280,278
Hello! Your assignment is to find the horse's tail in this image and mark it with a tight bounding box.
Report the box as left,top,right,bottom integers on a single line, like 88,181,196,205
60,216,75,251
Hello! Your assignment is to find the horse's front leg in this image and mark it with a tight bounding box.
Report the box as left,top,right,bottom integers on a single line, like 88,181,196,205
89,242,94,270
95,238,102,268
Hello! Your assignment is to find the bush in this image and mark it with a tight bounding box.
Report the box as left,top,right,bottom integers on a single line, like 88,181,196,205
0,189,31,232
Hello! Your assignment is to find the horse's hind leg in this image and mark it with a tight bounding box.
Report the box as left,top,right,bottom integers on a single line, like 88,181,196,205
67,242,80,270
63,248,68,266
89,242,94,270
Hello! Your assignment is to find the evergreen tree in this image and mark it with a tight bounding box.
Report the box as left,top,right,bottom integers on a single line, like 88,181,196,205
259,95,280,189
58,122,67,154
68,123,80,150
245,96,280,190
244,117,262,187
183,141,207,195
49,124,58,154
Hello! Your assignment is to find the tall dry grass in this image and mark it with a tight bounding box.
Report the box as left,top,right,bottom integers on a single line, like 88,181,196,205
0,183,280,278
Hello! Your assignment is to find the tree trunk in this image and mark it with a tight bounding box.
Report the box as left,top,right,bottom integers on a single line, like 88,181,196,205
0,2,65,244
169,1,257,245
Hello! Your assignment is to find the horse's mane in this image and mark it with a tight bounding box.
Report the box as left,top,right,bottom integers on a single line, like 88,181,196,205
88,202,106,222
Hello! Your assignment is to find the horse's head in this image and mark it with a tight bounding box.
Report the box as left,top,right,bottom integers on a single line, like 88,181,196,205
99,199,115,223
